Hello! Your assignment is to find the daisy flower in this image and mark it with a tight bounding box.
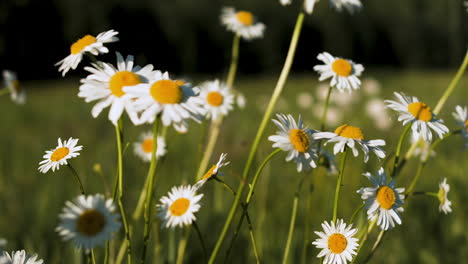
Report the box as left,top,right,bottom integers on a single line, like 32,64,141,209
56,194,120,251
330,0,362,13
313,124,385,163
123,71,205,133
385,92,449,142
199,80,235,121
2,70,26,104
357,168,405,230
221,7,265,40
312,219,359,264
38,137,82,173
195,153,230,189
55,30,119,76
133,131,167,162
157,185,203,228
268,114,319,172
79,52,155,126
437,178,452,214
452,105,468,148
314,52,364,93
0,250,43,264
279,0,318,14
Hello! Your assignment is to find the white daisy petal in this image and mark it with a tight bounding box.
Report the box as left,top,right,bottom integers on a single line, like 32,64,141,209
220,7,265,40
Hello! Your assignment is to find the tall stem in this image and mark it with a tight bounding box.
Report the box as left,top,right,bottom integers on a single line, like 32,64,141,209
300,171,315,264
66,163,85,195
391,123,411,177
115,119,132,264
141,119,160,263
320,86,333,131
193,222,208,262
226,34,240,89
208,12,305,263
332,148,349,222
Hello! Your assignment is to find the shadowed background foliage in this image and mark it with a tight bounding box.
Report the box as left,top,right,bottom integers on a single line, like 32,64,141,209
0,0,467,80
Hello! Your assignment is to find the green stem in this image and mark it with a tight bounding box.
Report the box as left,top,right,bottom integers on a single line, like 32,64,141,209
244,206,261,264
281,176,305,264
320,86,333,131
193,222,208,262
195,118,223,181
208,13,305,263
175,228,191,264
433,50,468,115
214,176,237,196
300,171,315,264
391,123,412,177
141,119,160,263
406,130,459,194
168,229,176,263
349,203,365,224
350,219,376,264
224,149,281,261
66,163,85,195
363,230,386,263
226,34,241,89
91,250,97,264
332,148,349,223
115,119,132,264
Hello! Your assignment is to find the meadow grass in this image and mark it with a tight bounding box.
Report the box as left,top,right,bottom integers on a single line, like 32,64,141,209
0,70,467,263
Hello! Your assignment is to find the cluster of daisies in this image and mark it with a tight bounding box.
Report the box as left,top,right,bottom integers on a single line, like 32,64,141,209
266,50,462,263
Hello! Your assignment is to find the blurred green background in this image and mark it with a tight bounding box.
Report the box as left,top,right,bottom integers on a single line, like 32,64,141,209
1,0,468,263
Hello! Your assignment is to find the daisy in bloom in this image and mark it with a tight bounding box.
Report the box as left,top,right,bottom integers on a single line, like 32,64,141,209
221,7,265,40
0,250,43,264
2,70,26,104
55,29,119,76
279,0,318,14
268,114,319,172
123,71,205,133
133,131,167,162
385,92,449,142
437,178,452,214
38,137,82,173
313,124,385,163
195,153,230,189
313,52,364,93
357,168,405,230
79,52,155,126
157,185,203,228
452,105,468,148
312,219,359,264
330,0,362,13
56,194,120,251
199,80,235,121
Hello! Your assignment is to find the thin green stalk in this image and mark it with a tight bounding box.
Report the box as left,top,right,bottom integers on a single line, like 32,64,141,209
433,50,468,115
66,163,85,195
115,119,132,264
320,86,333,131
208,13,305,263
168,229,176,263
350,219,376,264
363,230,386,263
300,171,315,264
193,222,208,262
226,34,241,89
406,130,459,194
405,50,468,159
349,203,365,224
214,176,237,196
281,176,306,264
141,119,160,263
244,207,261,264
332,148,349,222
175,228,191,264
0,89,10,96
133,125,167,221
224,149,281,261
91,250,97,264
391,123,412,177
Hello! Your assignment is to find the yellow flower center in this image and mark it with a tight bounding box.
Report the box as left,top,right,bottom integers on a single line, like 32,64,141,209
289,129,310,153
109,71,141,97
236,11,254,26
12,80,21,92
150,80,183,104
70,35,97,55
328,233,348,254
334,124,364,140
202,165,217,180
438,187,446,205
76,209,106,236
464,120,468,132
331,59,352,77
408,102,432,122
50,147,70,162
169,198,190,216
141,139,153,153
207,91,224,106
376,186,396,210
